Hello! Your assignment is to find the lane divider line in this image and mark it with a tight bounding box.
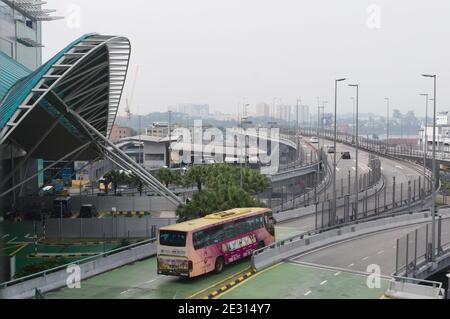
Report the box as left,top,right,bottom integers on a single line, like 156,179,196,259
10,243,28,256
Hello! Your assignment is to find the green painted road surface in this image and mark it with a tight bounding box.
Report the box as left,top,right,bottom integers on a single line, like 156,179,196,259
219,262,389,299
45,257,251,299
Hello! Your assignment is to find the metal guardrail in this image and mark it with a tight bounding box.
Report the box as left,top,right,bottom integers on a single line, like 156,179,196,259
254,208,439,260
386,276,445,299
0,238,156,289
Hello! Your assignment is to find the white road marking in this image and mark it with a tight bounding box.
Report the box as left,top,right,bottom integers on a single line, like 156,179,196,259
334,271,341,276
320,280,327,285
7,237,17,243
395,165,404,170
352,167,356,171
145,278,160,284
304,290,312,296
377,250,385,255
336,168,340,172
24,233,30,238
347,263,354,268
362,256,369,261
120,289,135,295
1,234,9,239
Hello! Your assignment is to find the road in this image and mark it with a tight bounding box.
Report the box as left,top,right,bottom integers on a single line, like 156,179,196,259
277,140,425,238
292,218,450,276
42,138,427,299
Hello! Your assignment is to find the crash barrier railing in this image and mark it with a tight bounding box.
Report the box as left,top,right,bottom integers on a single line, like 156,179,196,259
394,215,450,278
275,164,434,229
272,154,382,213
386,276,445,299
252,209,450,272
0,238,157,299
273,173,384,223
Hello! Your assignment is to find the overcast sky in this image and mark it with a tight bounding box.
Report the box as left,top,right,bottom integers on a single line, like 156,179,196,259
42,0,450,117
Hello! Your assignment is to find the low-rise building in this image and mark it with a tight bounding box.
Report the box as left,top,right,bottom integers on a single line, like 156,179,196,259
110,124,132,142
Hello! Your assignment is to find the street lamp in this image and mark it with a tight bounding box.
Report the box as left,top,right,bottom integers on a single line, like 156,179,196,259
351,97,356,140
384,97,390,153
349,84,359,219
419,93,429,196
422,73,437,262
332,78,346,225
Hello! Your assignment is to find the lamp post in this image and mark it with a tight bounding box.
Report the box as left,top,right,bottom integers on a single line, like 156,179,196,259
384,97,390,153
422,74,437,262
349,84,359,219
351,97,356,142
420,93,429,195
168,110,172,169
332,78,346,225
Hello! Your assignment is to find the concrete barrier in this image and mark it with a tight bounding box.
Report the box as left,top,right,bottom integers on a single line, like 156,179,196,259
385,278,445,299
0,240,157,299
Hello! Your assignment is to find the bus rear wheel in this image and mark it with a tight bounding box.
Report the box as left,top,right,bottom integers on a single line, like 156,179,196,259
214,256,224,273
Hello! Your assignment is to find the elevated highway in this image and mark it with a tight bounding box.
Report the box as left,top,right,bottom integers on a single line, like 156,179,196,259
3,129,444,299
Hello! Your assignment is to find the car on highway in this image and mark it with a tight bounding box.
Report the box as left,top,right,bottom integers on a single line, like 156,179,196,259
327,146,335,153
310,136,319,144
341,151,351,160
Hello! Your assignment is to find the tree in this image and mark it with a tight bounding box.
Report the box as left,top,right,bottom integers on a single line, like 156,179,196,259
155,167,178,188
104,170,128,195
176,163,269,222
183,165,210,191
129,174,144,196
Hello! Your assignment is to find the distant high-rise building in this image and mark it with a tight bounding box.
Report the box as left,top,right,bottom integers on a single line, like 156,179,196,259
299,105,310,124
255,103,270,118
277,104,291,122
178,104,210,117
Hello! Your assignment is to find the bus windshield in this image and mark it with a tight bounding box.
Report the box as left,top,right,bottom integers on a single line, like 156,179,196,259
159,230,187,247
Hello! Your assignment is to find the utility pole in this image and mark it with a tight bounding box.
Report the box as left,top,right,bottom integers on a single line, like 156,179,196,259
168,110,172,169
422,74,437,261
296,98,300,134
420,93,429,196
349,84,359,219
333,78,346,224
385,97,390,153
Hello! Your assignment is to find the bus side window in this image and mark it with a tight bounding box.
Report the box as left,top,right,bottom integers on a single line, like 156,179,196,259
255,216,264,229
224,224,235,239
209,225,224,244
193,230,208,250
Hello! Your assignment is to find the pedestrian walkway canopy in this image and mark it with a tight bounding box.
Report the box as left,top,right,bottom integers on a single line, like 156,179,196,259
0,33,130,160
0,33,183,205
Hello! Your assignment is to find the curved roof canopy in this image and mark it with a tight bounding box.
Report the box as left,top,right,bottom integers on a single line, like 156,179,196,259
0,33,131,160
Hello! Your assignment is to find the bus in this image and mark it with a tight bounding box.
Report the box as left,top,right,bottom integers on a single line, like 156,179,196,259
157,207,276,278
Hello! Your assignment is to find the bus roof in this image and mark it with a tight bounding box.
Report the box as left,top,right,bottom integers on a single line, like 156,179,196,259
160,207,271,233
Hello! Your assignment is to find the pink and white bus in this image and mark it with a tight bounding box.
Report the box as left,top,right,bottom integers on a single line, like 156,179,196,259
157,207,276,278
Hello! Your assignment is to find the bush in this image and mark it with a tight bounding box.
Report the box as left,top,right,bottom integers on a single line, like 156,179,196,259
14,257,70,279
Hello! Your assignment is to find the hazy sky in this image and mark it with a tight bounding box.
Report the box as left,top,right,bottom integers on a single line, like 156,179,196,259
42,0,450,117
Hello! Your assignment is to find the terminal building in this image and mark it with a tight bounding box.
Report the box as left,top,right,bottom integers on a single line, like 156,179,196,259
418,111,450,147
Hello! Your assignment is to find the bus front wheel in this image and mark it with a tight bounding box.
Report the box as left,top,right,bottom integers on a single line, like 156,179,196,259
214,256,224,273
